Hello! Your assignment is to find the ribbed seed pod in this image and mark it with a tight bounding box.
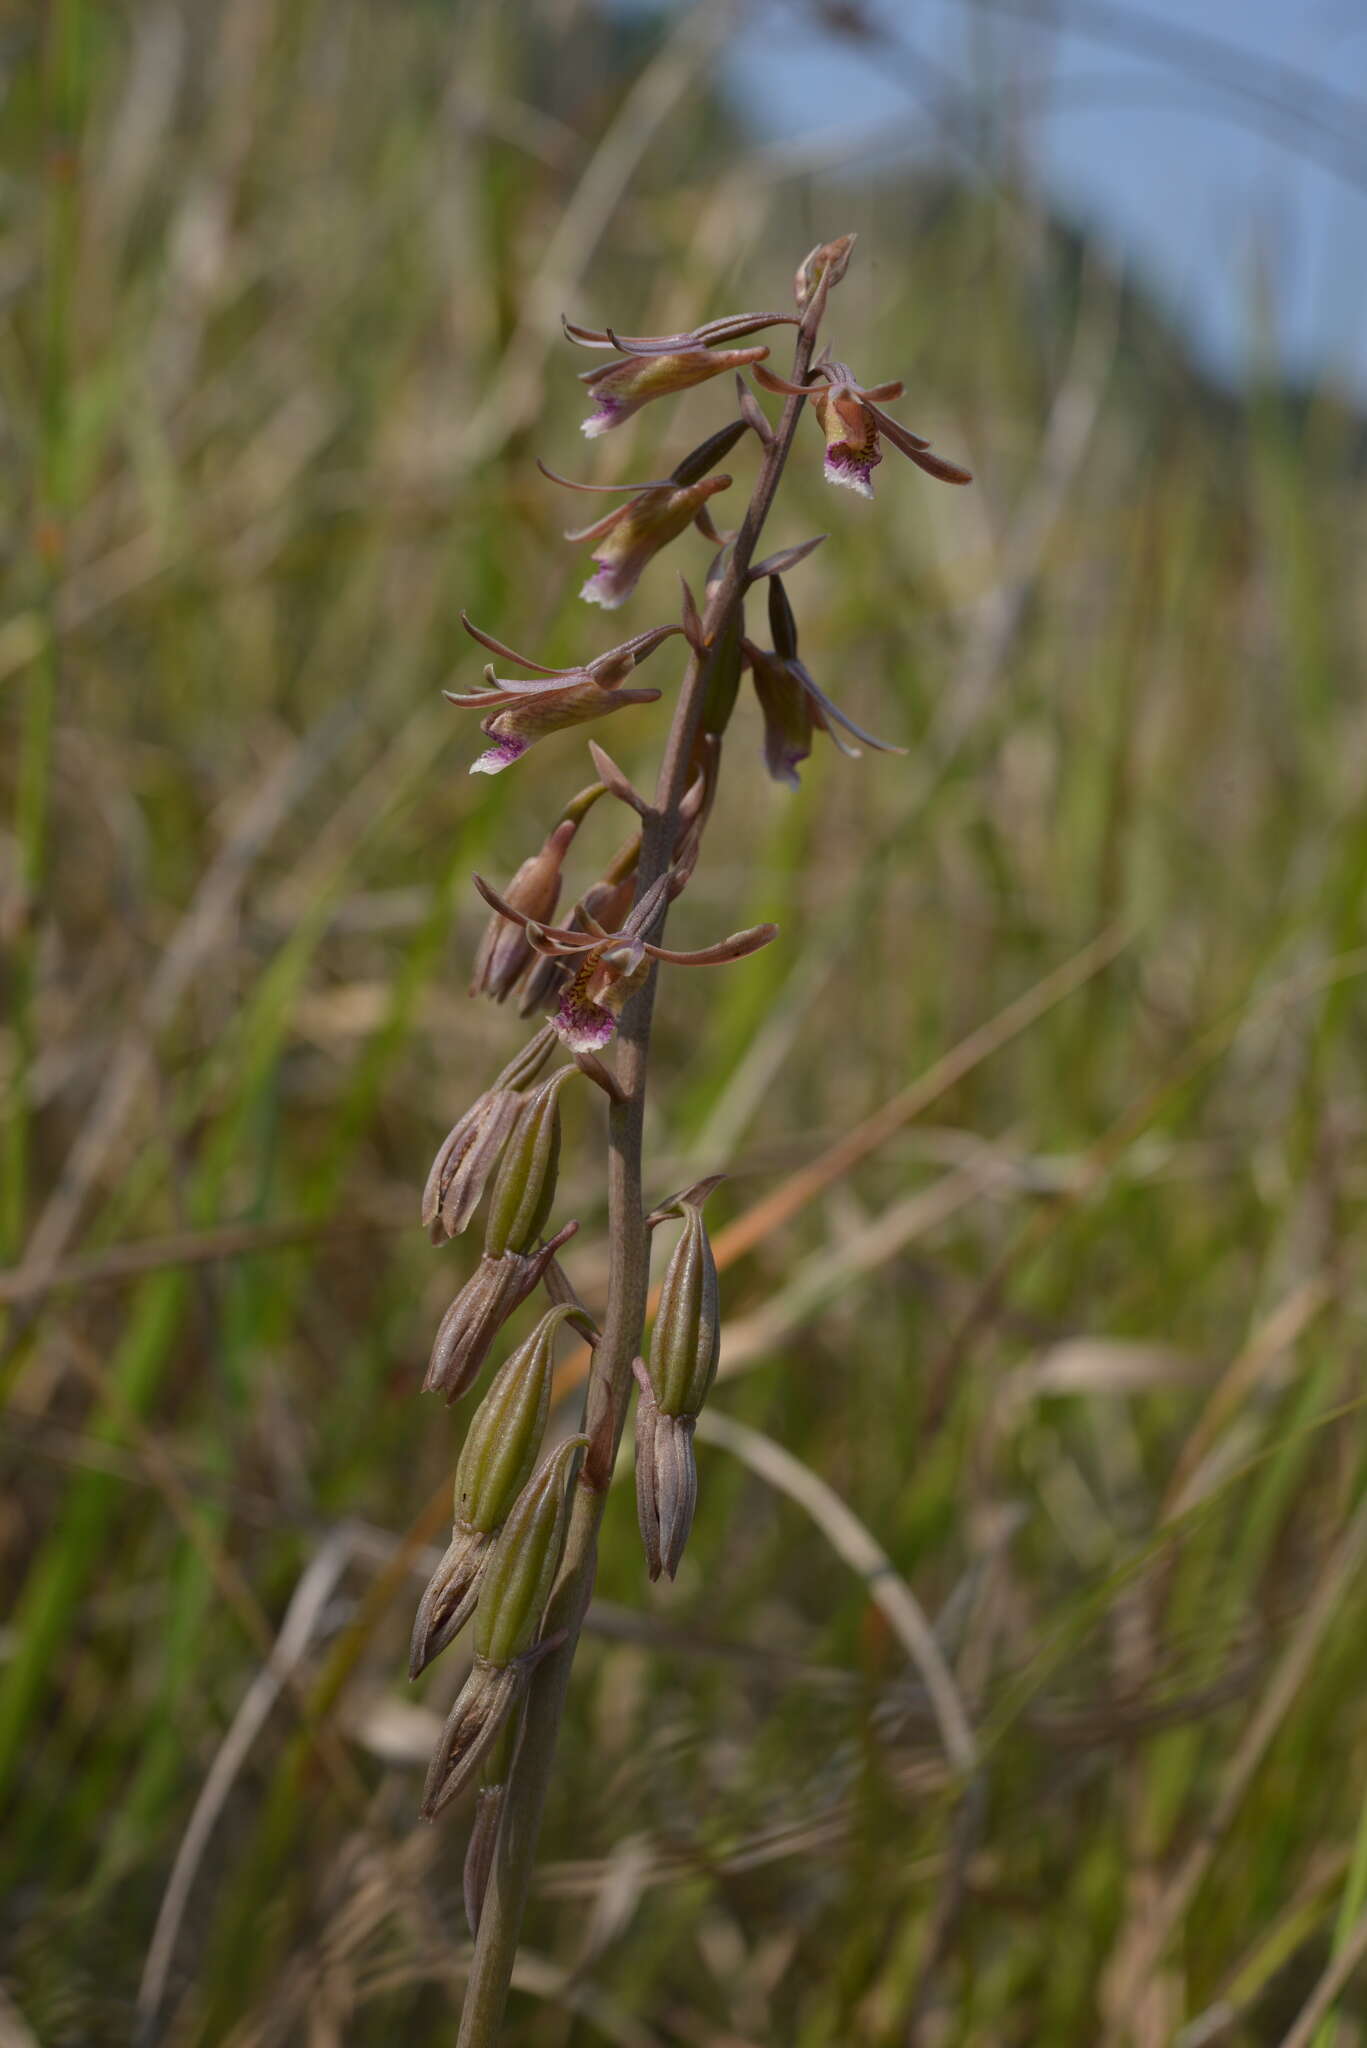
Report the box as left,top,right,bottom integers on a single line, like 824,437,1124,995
635,1199,721,1580
457,1303,574,1528
474,1433,587,1668
419,1434,587,1822
649,1202,720,1418
410,1305,575,1678
634,1368,698,1584
483,1068,577,1259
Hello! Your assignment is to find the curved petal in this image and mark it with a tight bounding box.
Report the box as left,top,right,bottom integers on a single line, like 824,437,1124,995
459,611,566,677
537,458,676,496
753,362,825,399
861,400,935,460
792,659,906,755
642,922,779,967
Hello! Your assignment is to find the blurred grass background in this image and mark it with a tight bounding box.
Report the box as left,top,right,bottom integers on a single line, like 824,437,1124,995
2,1,1366,2043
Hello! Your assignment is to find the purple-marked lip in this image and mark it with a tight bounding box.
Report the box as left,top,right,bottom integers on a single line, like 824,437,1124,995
551,989,618,1052
470,733,531,775
823,445,876,498
580,562,634,610
581,396,631,439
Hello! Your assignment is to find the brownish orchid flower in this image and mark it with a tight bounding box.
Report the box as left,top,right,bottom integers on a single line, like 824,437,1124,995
743,574,904,788
471,868,777,1054
563,310,793,438
754,356,971,500
446,614,682,774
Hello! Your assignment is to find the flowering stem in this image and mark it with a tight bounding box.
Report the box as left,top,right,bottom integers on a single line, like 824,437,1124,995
454,316,819,2047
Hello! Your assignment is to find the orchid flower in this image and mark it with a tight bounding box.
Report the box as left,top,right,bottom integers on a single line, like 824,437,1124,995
539,418,749,611
742,575,905,789
563,311,793,438
446,614,682,774
470,868,778,1055
753,357,971,500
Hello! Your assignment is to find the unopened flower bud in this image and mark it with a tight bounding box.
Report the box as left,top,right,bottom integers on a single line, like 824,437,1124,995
474,1434,588,1668
423,1222,577,1403
794,233,857,315
410,1304,576,1677
483,1067,577,1259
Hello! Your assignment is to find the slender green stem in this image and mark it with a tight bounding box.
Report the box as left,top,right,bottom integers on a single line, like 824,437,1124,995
454,314,820,2046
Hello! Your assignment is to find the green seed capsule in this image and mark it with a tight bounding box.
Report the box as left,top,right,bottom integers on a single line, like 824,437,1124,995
455,1304,575,1532
474,1434,587,1668
483,1068,576,1258
648,1202,720,1418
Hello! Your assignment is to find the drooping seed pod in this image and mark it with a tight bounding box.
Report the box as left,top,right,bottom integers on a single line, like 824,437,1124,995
483,1067,578,1259
634,1198,723,1580
420,1026,556,1243
410,1304,576,1678
633,1364,698,1585
420,1434,587,1822
423,1220,577,1403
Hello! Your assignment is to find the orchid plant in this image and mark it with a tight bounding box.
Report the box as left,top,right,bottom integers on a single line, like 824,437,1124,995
410,237,970,2044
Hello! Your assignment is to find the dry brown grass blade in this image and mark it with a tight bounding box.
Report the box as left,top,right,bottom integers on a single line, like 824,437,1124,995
136,1527,362,2037
452,0,736,467
0,1214,394,1307
1274,1902,1367,2048
14,727,346,1291
694,1410,978,1777
1162,1273,1334,1518
1101,1496,1367,2038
